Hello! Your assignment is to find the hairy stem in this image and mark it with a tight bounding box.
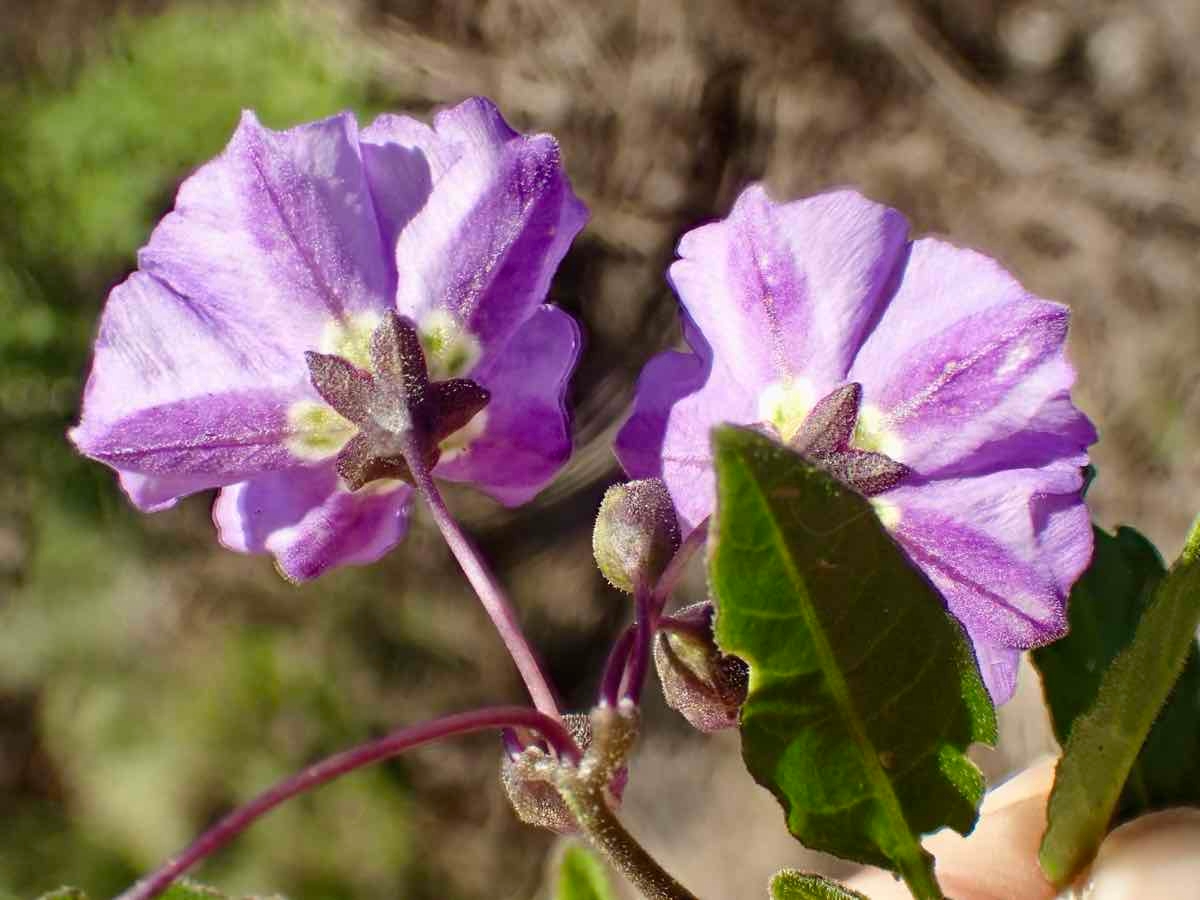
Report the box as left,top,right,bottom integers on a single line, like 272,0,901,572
564,783,700,900
558,707,697,900
116,707,577,900
403,440,561,717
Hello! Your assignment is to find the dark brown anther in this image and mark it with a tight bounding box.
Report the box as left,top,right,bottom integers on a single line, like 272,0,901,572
367,313,430,436
428,379,491,441
304,351,376,424
791,382,861,454
335,433,413,490
810,448,911,497
305,311,490,491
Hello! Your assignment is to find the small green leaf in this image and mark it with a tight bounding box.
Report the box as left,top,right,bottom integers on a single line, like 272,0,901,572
1034,526,1200,820
162,882,232,900
710,427,996,900
555,843,616,900
1039,517,1200,885
769,870,868,899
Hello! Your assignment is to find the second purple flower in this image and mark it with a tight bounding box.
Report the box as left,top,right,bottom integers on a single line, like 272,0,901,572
71,98,588,581
616,186,1096,703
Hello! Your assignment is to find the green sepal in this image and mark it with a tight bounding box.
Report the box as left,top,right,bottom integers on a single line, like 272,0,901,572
769,870,868,899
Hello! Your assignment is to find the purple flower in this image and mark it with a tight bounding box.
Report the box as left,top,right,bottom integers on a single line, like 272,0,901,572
616,186,1096,702
71,98,587,581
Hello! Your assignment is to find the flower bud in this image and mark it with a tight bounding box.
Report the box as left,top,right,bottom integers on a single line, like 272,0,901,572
654,602,748,732
500,713,627,833
593,479,680,593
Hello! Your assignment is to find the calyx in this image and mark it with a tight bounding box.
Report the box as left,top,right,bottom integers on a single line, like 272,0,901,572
305,312,489,489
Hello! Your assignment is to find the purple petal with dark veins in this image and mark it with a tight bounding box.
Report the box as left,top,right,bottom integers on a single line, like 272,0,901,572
616,322,757,533
70,273,321,509
213,464,412,582
391,98,588,356
850,238,1096,478
434,306,579,506
139,111,392,350
883,464,1091,702
668,186,909,393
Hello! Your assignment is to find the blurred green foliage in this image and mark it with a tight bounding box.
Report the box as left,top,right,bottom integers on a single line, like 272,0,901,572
0,3,458,898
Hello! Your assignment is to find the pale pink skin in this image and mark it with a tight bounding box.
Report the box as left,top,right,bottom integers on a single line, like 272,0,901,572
616,186,1096,702
848,760,1200,899
71,98,588,581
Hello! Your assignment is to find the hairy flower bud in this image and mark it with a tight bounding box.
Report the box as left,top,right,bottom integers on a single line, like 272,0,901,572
500,713,627,833
593,478,681,593
654,602,748,732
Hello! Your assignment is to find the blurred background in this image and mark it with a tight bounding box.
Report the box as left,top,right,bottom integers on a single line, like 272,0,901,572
2,0,1199,897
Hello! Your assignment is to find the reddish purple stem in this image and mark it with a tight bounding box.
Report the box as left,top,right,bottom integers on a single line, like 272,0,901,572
402,437,562,718
623,581,656,705
599,625,635,707
115,707,578,900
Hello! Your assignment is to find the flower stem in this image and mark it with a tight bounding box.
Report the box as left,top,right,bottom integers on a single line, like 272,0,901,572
599,625,635,707
115,707,577,900
558,706,697,900
623,581,656,704
652,517,709,614
564,781,700,900
403,443,561,717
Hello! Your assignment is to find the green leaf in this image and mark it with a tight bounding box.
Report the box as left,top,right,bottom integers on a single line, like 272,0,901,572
1033,526,1200,820
35,891,88,900
162,884,226,900
710,427,996,900
769,870,867,899
555,843,616,900
1039,517,1200,885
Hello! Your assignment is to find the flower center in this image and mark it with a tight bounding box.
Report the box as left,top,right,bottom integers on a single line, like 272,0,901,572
756,378,817,444
290,313,490,489
757,381,911,499
419,309,481,380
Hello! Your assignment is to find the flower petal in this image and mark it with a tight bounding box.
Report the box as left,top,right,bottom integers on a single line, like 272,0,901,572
391,97,588,354
883,465,1091,700
850,238,1096,477
360,111,462,262
668,185,909,393
70,272,323,509
972,643,1021,706
139,110,391,357
433,306,579,506
615,324,756,532
214,464,412,581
